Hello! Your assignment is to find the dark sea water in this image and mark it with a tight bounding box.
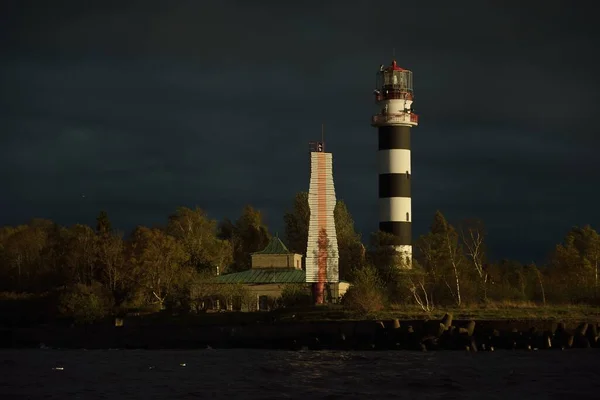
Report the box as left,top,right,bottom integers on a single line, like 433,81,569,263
1,349,600,399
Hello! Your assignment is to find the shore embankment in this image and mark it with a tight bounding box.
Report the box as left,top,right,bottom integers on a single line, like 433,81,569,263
2,312,600,351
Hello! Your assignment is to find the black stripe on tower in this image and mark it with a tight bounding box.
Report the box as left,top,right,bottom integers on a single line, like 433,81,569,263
379,221,411,244
379,174,410,197
378,125,411,150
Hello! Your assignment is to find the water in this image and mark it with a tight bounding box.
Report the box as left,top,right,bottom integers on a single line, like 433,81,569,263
1,349,600,399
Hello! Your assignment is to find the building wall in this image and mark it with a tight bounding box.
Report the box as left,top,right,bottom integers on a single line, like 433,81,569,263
240,282,350,312
251,254,302,269
201,281,351,312
242,283,295,312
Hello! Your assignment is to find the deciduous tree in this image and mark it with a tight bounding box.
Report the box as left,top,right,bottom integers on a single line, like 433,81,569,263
568,225,600,292
3,222,53,291
334,200,365,279
283,192,310,256
63,224,98,285
167,207,233,274
231,205,270,271
129,226,190,307
459,218,488,301
416,211,467,306
548,225,600,300
96,232,126,302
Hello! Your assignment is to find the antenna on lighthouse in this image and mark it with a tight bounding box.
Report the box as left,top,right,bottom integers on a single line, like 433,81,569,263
308,124,325,153
321,123,325,152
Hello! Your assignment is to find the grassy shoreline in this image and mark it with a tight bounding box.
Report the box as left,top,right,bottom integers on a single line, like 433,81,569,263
124,303,600,328
2,293,599,327
274,304,600,322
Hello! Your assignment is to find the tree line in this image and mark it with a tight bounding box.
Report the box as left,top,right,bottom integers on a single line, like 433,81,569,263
0,192,598,322
345,211,600,313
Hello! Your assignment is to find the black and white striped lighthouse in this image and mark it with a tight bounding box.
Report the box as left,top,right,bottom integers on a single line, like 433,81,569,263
371,60,419,267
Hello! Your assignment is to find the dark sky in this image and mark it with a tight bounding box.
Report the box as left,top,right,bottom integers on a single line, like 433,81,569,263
1,0,599,263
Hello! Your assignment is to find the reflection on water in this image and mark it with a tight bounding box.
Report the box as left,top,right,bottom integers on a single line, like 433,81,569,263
1,349,600,399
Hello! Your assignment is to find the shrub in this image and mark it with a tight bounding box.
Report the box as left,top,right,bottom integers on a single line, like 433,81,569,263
117,288,150,314
280,284,312,308
57,282,114,324
342,265,385,315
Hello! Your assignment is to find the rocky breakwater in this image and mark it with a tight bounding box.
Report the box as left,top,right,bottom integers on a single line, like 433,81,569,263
217,315,600,352
2,315,600,351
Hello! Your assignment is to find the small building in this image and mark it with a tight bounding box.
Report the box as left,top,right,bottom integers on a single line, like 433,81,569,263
251,236,303,270
215,236,349,311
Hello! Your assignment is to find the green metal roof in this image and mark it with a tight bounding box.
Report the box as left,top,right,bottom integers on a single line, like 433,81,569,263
253,236,292,255
216,268,305,284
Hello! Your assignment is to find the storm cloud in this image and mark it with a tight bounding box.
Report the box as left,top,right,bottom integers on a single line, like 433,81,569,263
1,0,599,262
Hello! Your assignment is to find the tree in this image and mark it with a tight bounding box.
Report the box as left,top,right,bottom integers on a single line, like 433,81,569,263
63,224,98,285
548,225,600,301
334,200,365,280
486,259,535,302
40,223,71,289
459,219,488,302
2,221,54,291
567,225,600,293
231,205,271,271
369,231,408,269
550,240,581,278
416,211,467,307
217,218,236,242
368,230,421,303
96,232,126,303
96,210,112,237
530,263,546,305
167,207,233,274
284,192,310,256
94,211,129,303
2,225,33,290
405,265,435,312
367,231,404,295
129,227,190,307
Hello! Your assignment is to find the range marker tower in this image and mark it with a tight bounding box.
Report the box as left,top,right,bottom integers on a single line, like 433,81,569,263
371,60,419,267
306,134,339,304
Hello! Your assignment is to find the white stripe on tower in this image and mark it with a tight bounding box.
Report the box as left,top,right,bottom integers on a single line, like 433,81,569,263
378,149,411,174
371,60,419,268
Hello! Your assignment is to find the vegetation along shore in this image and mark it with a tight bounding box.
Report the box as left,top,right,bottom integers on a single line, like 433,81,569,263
1,191,599,351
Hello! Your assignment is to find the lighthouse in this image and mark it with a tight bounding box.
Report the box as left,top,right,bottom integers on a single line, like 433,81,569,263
371,60,419,268
306,139,339,304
